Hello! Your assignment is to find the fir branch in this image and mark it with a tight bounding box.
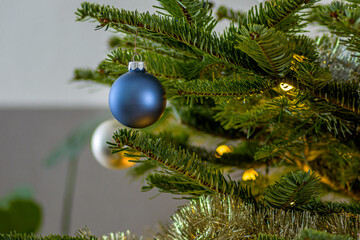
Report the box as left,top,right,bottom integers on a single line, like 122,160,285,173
108,35,196,60
75,2,255,71
298,229,352,240
142,173,213,197
239,0,319,33
216,6,244,22
73,48,188,89
127,161,157,179
236,25,293,76
107,48,185,80
310,1,360,55
0,233,96,240
290,35,319,62
303,198,360,214
72,68,118,86
346,0,360,4
296,159,360,201
175,76,276,98
254,141,304,163
110,129,257,204
285,77,360,115
214,96,302,130
172,98,248,139
155,0,217,30
263,170,321,210
293,62,332,90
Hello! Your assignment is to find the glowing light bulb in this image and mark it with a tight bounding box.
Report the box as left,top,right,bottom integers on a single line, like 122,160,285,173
215,145,232,158
242,168,259,181
280,83,294,91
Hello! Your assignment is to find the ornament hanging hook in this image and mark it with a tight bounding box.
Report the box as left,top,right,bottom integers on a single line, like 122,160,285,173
131,28,142,62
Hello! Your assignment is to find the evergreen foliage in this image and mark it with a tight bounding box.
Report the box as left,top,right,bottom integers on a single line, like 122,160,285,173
310,1,360,56
72,0,360,238
216,5,244,22
238,0,318,33
154,0,217,31
110,129,257,204
0,233,96,240
236,25,293,76
263,170,321,209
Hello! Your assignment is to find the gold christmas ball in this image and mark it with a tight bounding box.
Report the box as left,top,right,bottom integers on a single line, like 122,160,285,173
91,119,137,169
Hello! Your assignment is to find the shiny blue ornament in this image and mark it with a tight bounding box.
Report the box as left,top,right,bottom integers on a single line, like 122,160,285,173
109,61,166,128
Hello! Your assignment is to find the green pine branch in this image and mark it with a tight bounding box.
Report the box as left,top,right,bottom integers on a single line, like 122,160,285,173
76,1,360,117
73,48,188,88
107,48,185,80
75,2,256,72
346,0,360,4
303,198,360,214
298,229,352,240
155,0,217,30
110,129,257,204
142,173,213,198
108,35,197,60
106,48,235,83
263,170,321,210
175,75,276,99
127,161,157,179
238,0,319,33
254,141,303,163
172,99,248,139
290,35,319,62
216,5,244,22
0,233,96,240
310,1,360,56
72,68,117,86
236,25,293,76
285,76,360,115
214,96,301,130
293,62,332,90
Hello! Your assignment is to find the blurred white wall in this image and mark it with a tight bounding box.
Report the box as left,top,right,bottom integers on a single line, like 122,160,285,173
0,0,255,108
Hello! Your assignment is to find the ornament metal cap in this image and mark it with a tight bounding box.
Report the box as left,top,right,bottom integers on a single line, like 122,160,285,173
129,52,145,71
128,61,146,71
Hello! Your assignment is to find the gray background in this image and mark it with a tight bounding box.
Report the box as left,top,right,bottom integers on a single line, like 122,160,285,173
0,0,323,237
0,108,187,236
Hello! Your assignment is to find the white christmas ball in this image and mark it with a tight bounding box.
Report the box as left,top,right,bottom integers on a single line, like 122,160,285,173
91,119,136,169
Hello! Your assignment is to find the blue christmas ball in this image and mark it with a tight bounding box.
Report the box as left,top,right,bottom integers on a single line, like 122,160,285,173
109,65,166,128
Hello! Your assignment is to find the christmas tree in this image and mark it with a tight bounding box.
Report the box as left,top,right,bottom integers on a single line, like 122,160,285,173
3,0,360,239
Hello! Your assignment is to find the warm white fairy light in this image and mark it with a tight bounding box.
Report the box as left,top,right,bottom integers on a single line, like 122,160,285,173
215,145,233,158
242,168,259,181
280,83,294,91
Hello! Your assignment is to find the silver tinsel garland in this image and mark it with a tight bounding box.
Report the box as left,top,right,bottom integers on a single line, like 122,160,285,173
155,195,359,240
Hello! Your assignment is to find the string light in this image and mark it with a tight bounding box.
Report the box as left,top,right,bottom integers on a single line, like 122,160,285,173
280,83,294,91
242,168,259,181
215,145,232,158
